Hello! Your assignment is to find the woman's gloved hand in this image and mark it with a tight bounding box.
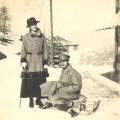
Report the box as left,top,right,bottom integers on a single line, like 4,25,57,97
21,62,27,69
44,65,48,69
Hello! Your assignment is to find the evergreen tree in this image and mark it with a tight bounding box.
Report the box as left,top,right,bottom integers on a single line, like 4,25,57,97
0,6,11,37
0,6,13,46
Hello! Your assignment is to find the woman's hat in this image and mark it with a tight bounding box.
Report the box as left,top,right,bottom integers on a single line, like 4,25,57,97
26,17,39,27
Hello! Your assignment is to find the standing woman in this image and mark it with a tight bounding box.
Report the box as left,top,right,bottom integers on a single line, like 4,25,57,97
20,17,48,108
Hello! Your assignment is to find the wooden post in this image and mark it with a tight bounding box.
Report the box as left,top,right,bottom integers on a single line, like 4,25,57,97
116,0,120,13
50,0,54,66
114,0,120,71
115,0,120,53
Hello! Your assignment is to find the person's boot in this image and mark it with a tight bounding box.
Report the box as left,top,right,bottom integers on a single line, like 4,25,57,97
29,97,34,108
36,98,44,108
68,108,79,117
54,104,79,117
40,102,53,109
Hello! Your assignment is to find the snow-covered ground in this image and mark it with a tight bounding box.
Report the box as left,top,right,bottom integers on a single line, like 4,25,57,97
0,41,120,120
0,52,120,120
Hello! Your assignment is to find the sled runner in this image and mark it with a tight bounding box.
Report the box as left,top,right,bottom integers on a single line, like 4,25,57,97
70,95,101,115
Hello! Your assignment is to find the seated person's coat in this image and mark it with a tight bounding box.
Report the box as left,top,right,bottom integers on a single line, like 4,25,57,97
40,64,82,104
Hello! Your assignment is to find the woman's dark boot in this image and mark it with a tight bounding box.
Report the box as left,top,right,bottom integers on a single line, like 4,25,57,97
29,97,34,108
36,97,44,108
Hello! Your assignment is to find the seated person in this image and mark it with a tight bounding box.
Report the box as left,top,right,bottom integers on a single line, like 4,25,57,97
40,54,82,117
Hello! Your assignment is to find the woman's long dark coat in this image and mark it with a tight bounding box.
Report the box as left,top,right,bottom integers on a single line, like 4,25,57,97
20,28,48,98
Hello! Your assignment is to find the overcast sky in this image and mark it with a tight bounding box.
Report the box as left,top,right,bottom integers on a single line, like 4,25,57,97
0,0,115,49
